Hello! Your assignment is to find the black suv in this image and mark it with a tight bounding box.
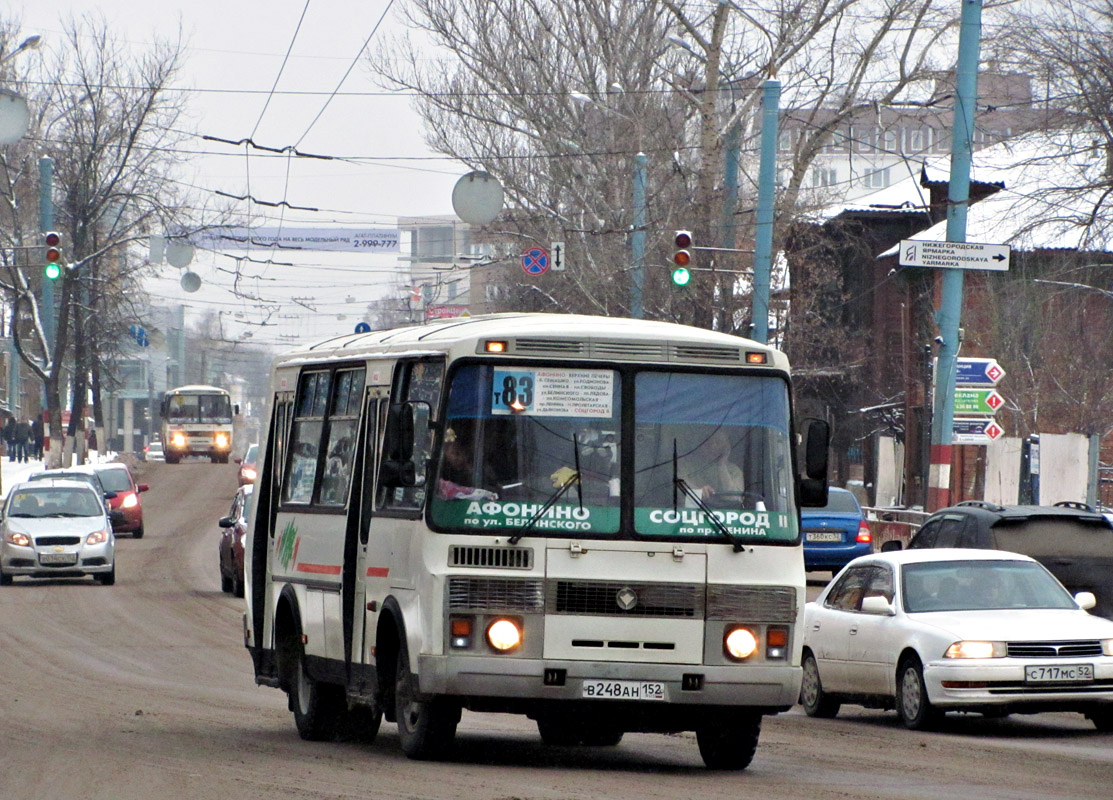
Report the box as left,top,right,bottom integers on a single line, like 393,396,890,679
884,500,1113,619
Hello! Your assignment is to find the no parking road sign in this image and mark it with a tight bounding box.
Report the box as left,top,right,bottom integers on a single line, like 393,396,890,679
521,246,549,275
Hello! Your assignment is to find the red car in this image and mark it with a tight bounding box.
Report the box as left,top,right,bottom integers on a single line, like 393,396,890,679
218,484,252,597
235,443,258,487
92,463,149,539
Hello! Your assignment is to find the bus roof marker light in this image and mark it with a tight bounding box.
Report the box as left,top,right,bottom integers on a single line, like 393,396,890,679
745,352,767,364
485,340,508,353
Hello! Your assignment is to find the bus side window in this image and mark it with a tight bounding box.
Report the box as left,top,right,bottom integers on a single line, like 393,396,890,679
318,367,365,507
377,359,443,512
282,371,330,505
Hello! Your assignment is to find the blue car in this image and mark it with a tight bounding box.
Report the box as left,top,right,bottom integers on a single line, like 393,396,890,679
802,487,872,571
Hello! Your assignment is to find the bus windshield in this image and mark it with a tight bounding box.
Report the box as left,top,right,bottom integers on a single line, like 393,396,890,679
429,364,797,543
166,393,233,423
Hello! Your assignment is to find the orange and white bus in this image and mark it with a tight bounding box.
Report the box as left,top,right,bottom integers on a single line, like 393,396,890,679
243,313,828,769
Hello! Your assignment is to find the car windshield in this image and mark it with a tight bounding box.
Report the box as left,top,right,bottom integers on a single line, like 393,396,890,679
902,560,1078,613
29,472,99,490
815,490,861,514
244,444,258,464
7,488,104,518
96,469,133,492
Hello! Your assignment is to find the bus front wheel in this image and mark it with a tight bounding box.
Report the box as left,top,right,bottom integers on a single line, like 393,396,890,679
395,640,459,759
286,635,345,741
695,712,761,770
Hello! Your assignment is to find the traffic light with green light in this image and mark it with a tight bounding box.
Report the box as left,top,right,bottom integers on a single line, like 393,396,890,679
44,231,62,280
671,230,692,286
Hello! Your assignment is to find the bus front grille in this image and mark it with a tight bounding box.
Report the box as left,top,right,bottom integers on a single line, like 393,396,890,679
447,577,545,612
449,545,534,570
549,580,703,618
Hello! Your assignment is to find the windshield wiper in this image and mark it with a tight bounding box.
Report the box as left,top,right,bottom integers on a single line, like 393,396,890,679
672,439,744,553
509,433,583,545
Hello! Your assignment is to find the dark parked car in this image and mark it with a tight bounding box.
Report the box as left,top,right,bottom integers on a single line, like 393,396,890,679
218,484,253,597
884,500,1113,619
802,487,872,572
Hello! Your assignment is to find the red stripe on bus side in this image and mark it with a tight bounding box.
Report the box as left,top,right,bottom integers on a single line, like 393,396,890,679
296,562,342,575
366,567,389,577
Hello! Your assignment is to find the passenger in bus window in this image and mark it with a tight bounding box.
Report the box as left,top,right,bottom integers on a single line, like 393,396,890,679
437,429,497,501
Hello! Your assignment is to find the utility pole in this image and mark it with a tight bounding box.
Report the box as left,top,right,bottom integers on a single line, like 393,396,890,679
751,80,780,344
928,0,983,511
631,153,647,319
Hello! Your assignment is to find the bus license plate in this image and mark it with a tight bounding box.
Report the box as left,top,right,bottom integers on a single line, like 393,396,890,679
582,680,667,701
1024,664,1093,683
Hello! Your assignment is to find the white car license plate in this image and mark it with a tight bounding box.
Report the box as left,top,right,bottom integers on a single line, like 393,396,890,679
1024,663,1094,683
805,532,842,542
582,680,667,701
40,552,77,565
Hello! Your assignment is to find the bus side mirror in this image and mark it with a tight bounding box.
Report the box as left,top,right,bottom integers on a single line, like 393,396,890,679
798,418,829,507
380,401,431,488
234,404,241,415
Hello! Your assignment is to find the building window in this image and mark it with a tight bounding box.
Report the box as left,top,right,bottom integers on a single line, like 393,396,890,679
883,128,898,153
811,167,838,187
863,168,890,189
415,226,455,259
778,128,795,152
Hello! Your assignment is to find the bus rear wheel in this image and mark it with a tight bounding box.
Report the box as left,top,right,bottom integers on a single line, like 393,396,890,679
395,641,459,759
696,712,761,770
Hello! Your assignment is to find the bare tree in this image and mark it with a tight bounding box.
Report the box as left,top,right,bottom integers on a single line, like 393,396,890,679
0,14,191,465
372,0,962,332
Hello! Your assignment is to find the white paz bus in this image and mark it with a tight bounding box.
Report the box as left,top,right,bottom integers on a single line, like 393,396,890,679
243,313,828,769
159,385,237,463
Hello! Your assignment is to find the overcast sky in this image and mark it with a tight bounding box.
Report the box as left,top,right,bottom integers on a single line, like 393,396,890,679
16,0,464,348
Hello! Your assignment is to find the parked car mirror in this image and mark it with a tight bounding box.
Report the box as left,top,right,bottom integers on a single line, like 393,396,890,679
880,540,904,553
860,595,895,615
137,484,149,493
1075,591,1097,611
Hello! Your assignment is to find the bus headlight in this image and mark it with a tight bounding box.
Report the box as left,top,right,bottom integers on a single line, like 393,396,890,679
723,626,759,661
215,433,229,448
486,618,522,652
171,432,186,447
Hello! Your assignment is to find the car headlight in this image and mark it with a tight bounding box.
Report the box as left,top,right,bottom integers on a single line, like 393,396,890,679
86,529,110,545
215,433,229,448
122,493,139,508
723,626,759,661
5,532,31,547
944,640,1006,659
241,467,257,481
1103,639,1113,657
486,618,522,652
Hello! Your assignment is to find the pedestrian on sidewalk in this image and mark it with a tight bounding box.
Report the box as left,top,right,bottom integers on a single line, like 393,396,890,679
2,414,14,462
31,416,43,460
13,418,31,463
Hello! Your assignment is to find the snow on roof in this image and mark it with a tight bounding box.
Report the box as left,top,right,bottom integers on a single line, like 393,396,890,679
814,129,1113,255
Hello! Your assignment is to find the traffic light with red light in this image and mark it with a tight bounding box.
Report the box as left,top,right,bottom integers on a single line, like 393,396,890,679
671,230,692,286
44,231,62,280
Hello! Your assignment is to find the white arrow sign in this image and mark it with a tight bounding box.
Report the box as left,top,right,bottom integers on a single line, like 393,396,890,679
899,239,1010,271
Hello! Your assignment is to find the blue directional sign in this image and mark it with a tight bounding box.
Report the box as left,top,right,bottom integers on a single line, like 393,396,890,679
955,357,1005,386
354,321,371,333
128,325,149,347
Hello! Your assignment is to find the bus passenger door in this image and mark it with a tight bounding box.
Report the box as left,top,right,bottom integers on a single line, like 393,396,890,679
355,392,390,681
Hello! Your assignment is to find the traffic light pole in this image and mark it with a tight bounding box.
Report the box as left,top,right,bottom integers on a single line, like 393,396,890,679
39,156,55,350
631,152,647,319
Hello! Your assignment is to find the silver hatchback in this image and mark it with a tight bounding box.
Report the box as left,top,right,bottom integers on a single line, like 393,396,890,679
0,479,116,586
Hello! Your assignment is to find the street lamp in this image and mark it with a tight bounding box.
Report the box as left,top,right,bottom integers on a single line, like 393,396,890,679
0,35,42,145
0,34,42,66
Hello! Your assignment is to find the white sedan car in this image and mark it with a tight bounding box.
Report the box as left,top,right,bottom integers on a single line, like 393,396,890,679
0,479,116,586
801,549,1113,730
